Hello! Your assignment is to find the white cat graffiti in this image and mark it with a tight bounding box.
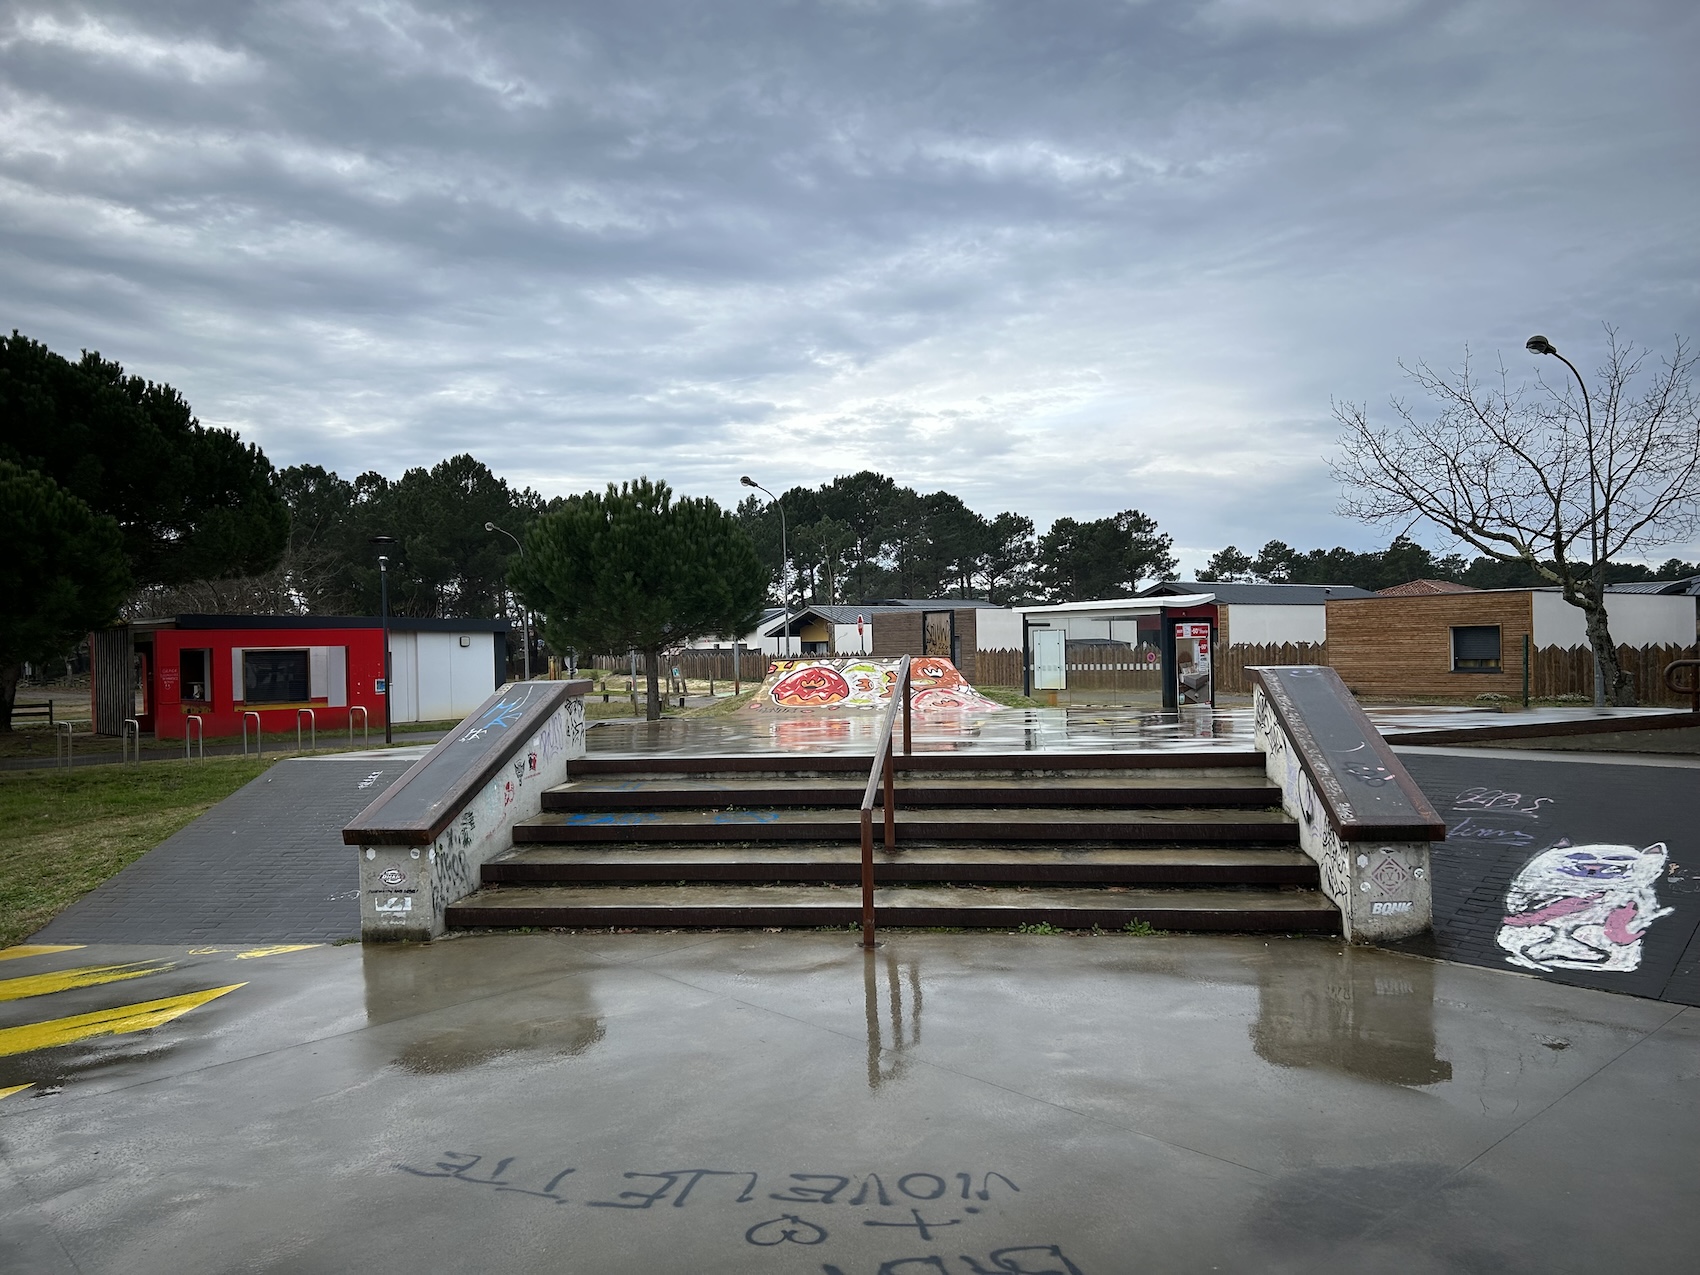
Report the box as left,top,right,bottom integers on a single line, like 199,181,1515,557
1496,841,1674,973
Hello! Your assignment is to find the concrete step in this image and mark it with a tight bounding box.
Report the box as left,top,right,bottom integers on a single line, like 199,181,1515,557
543,773,1283,812
483,843,1320,886
444,883,1340,932
566,751,1267,781
513,806,1299,844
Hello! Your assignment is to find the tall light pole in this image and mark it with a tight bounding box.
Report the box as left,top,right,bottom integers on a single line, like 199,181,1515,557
1526,334,1605,706
485,521,531,681
741,475,791,656
370,534,396,744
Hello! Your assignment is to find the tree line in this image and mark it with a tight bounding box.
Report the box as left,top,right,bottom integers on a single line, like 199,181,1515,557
1200,535,1698,593
6,322,1696,724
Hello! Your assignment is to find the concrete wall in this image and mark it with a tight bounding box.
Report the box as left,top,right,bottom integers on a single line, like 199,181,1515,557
833,623,872,655
975,607,1022,650
1222,603,1327,647
1532,591,1696,649
383,630,500,724
359,696,587,940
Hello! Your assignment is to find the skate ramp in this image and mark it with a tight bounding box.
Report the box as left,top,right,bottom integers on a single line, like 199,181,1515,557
743,656,1004,713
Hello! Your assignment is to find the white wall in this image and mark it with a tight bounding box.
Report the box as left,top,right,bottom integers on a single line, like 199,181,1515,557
1532,591,1697,649
1225,604,1328,647
834,623,872,654
974,608,1022,650
387,632,418,723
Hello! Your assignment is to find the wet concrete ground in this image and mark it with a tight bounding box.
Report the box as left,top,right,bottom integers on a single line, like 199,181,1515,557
3,932,1695,1274
587,704,1690,757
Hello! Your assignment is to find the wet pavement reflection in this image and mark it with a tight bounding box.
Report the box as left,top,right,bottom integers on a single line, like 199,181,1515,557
863,948,923,1090
361,944,605,1074
1250,946,1452,1087
586,703,1685,758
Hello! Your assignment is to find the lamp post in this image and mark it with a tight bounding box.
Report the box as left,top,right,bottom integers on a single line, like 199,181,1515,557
485,521,531,682
369,535,396,744
1526,334,1605,706
741,475,791,656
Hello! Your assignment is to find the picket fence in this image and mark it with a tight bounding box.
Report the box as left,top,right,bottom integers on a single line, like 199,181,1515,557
1531,643,1697,707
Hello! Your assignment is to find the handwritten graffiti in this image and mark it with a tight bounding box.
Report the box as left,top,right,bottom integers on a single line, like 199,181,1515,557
458,687,538,742
747,1215,830,1246
1447,817,1538,848
1453,787,1553,818
398,1154,1063,1270
1498,841,1674,972
823,1247,1083,1275
563,811,663,826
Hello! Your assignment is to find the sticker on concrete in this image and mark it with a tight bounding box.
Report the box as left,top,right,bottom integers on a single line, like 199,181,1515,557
1497,841,1675,973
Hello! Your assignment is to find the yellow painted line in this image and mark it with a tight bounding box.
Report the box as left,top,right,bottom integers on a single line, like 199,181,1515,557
233,944,320,960
0,945,84,963
0,984,246,1059
0,962,174,1004
186,947,229,956
0,1083,31,1101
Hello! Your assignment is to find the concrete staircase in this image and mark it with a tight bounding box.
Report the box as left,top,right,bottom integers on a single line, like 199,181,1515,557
445,752,1339,933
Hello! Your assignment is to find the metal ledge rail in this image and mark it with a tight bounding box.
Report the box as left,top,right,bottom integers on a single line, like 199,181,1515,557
859,660,913,948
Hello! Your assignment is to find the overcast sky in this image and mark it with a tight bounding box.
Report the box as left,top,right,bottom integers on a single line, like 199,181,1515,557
4,0,1697,571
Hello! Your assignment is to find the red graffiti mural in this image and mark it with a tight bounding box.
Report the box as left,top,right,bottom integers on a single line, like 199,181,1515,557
770,665,852,707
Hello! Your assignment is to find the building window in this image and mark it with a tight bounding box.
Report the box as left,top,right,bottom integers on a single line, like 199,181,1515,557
243,649,310,703
1451,625,1502,673
180,648,212,703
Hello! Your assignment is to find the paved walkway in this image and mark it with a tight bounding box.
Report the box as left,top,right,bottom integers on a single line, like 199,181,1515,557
1394,748,1700,1007
30,754,424,945
0,932,1694,1274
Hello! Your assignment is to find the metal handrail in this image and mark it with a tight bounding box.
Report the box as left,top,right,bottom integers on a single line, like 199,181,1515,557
56,721,74,769
1665,657,1700,712
349,705,369,747
121,718,141,765
297,708,317,753
858,660,914,948
184,715,204,762
242,711,263,758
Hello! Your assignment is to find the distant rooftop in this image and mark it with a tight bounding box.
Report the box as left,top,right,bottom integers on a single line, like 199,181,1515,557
1376,579,1479,597
1607,577,1700,596
1142,581,1377,604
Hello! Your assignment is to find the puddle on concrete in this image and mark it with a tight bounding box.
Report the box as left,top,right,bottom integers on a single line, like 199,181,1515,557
1250,947,1452,1087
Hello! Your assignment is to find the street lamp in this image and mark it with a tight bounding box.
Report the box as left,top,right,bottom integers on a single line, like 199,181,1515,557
485,521,531,682
741,475,791,656
1527,334,1604,706
369,535,396,744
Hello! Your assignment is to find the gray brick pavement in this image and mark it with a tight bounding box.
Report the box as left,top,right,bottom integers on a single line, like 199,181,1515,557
32,756,414,944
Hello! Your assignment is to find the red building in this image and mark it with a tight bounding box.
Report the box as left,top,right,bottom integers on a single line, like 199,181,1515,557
93,615,509,739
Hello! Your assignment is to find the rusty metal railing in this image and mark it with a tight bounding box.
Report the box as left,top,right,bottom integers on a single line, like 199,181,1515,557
1665,656,1700,712
859,660,913,948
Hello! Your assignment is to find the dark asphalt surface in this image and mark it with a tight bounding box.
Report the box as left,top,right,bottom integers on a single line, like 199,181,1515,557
30,754,417,945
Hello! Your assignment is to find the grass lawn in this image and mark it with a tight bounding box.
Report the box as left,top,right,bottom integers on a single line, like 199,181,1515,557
0,755,271,946
977,686,1045,708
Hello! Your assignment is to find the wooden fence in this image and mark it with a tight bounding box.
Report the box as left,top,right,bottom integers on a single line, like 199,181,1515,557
1217,643,1329,694
971,643,1326,693
588,649,771,684
1531,644,1697,706
591,641,1697,705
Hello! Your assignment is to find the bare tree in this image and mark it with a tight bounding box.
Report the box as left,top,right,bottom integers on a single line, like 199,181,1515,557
1333,328,1700,706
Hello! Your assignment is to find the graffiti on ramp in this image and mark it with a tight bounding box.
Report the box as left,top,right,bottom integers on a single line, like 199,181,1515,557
746,657,1004,713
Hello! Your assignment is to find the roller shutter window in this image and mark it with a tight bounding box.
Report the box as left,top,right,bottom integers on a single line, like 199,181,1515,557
1451,625,1502,673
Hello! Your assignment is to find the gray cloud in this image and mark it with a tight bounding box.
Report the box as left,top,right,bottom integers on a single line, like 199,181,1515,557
3,0,1697,570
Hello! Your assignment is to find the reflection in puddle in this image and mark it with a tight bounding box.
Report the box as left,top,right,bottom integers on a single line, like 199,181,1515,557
863,949,923,1090
363,946,604,1075
1251,948,1452,1086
